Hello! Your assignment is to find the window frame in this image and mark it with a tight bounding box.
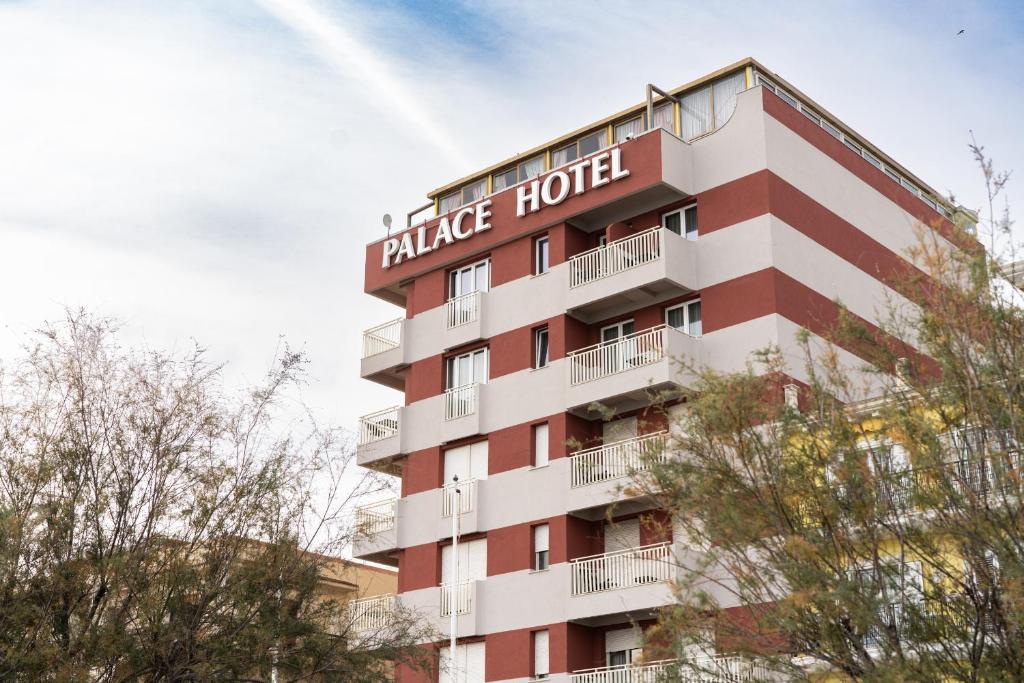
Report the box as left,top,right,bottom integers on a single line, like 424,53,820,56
662,203,698,240
448,257,491,300
532,523,550,571
532,422,550,468
534,234,550,275
517,154,545,183
533,326,550,369
665,299,702,337
445,347,489,390
492,167,517,193
612,116,643,143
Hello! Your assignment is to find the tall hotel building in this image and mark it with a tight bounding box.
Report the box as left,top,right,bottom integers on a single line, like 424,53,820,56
351,58,970,682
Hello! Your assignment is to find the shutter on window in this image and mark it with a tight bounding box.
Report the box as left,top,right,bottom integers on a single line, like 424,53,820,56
604,518,641,553
534,630,550,677
603,417,637,443
465,642,485,683
605,626,641,654
534,524,549,553
467,539,487,581
470,441,489,480
444,445,471,483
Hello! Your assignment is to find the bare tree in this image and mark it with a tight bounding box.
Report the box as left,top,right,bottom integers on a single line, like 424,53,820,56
0,311,431,682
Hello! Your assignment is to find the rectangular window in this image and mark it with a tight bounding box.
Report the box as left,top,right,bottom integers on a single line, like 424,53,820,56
446,348,488,390
533,630,550,679
492,168,517,192
681,85,711,140
652,102,674,132
533,423,549,467
518,155,545,183
462,179,485,205
439,191,461,215
666,300,701,337
552,142,578,167
534,235,550,275
578,129,606,157
534,327,549,369
613,117,643,143
448,258,490,299
663,205,697,240
533,524,549,571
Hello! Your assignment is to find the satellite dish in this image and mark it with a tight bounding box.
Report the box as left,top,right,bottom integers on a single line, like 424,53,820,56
382,213,393,234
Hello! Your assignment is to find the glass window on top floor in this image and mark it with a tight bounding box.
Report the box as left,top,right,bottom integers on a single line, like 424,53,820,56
652,101,674,133
492,166,517,193
613,116,643,143
438,179,485,215
518,154,544,183
681,71,746,141
553,128,608,167
663,204,697,240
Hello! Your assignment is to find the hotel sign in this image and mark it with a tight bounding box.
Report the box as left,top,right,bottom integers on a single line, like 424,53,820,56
381,147,630,268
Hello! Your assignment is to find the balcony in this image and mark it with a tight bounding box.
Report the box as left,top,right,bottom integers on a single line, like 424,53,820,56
570,656,773,683
442,290,487,349
352,498,398,565
440,477,481,536
566,325,699,416
347,594,396,636
566,227,696,323
568,431,669,517
438,580,481,636
356,406,404,471
442,383,482,442
360,318,406,390
571,542,673,596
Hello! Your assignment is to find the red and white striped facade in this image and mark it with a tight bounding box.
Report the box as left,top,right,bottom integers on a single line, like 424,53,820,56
354,60,965,682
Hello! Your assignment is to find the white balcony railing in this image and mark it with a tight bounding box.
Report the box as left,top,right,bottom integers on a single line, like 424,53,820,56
570,542,673,596
348,594,395,633
444,383,479,421
358,406,400,445
568,325,672,386
571,431,669,488
446,291,481,329
362,318,402,358
441,478,477,517
440,580,473,617
569,226,662,288
570,656,772,683
354,498,397,535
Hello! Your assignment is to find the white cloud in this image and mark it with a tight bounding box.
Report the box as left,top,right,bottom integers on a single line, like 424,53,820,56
0,0,1021,444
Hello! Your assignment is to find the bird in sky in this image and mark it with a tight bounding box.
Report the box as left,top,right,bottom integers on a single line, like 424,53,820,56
957,29,965,35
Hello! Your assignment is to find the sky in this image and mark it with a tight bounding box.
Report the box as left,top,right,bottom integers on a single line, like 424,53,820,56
1,0,1023,443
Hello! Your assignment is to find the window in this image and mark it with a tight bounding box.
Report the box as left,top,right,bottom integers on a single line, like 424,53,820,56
533,326,549,369
681,85,712,140
533,524,549,571
446,348,488,390
666,300,701,337
444,441,489,483
552,142,578,167
493,167,517,192
448,258,490,299
533,423,549,467
578,129,606,157
613,117,643,143
439,191,461,215
652,102,674,132
518,155,544,183
440,642,485,683
534,235,550,275
663,204,697,240
533,630,550,679
462,179,485,205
